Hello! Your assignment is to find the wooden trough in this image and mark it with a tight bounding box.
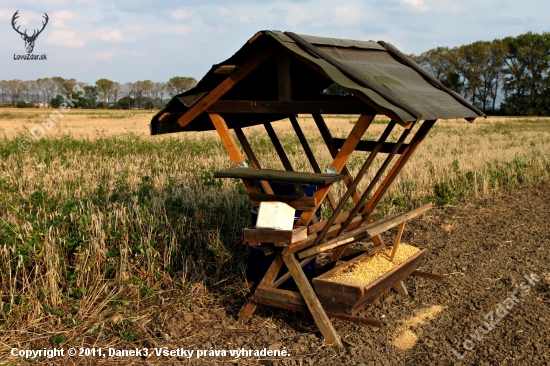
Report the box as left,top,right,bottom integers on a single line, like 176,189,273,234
313,248,427,316
150,30,484,347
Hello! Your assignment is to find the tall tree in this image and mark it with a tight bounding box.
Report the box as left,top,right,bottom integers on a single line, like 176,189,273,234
111,82,121,109
0,80,6,104
501,32,550,114
95,78,114,108
6,79,25,107
166,76,197,96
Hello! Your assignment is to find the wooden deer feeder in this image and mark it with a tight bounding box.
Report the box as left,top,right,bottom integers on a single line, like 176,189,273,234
151,31,484,347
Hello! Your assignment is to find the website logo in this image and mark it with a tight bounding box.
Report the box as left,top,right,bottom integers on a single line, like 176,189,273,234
12,10,48,60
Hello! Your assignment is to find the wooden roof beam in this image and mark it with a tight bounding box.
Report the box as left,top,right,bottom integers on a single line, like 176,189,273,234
177,47,276,128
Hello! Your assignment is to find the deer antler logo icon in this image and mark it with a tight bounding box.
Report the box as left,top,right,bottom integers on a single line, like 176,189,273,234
12,11,49,54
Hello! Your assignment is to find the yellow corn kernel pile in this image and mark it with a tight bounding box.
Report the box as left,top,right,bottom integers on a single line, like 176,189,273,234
326,243,420,287
384,243,420,265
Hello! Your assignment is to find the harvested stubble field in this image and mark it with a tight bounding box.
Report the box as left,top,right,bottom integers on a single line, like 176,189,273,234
0,108,549,365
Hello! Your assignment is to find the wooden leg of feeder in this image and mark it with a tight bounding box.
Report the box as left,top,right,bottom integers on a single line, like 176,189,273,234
283,253,343,348
238,254,285,324
371,234,384,246
389,222,406,262
237,299,258,324
393,281,408,297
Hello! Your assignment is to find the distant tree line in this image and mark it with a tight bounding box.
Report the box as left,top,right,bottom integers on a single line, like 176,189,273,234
0,76,197,109
410,31,550,115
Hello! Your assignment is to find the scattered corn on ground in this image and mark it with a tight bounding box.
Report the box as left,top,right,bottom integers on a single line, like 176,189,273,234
326,243,420,287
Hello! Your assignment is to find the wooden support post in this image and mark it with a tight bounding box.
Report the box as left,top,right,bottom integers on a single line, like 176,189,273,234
393,281,408,297
289,115,337,210
296,114,374,227
209,113,260,195
264,122,318,222
238,253,285,324
282,253,343,348
271,255,315,289
361,120,436,218
338,124,413,234
313,121,396,246
178,48,275,127
389,222,406,262
312,114,363,204
277,52,292,101
234,127,274,195
371,235,384,246
263,122,304,193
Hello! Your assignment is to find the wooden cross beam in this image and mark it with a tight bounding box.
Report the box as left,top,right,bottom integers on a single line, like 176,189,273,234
361,120,436,218
295,114,375,227
178,47,275,128
337,124,414,235
313,121,397,246
289,115,338,210
234,127,274,195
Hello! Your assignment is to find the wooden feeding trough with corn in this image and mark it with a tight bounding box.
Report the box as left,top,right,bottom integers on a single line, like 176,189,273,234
151,30,485,347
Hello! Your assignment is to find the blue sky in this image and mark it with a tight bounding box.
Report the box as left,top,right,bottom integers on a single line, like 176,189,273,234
1,0,548,84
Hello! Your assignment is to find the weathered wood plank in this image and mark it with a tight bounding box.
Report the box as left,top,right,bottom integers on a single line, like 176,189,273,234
238,252,284,324
296,114,374,227
277,52,292,101
203,100,376,114
283,253,343,348
393,281,408,297
248,193,317,210
213,65,239,74
338,126,413,234
289,115,338,210
362,120,436,217
312,114,363,204
178,48,275,127
271,255,316,289
252,288,383,327
243,227,307,245
366,203,432,237
214,167,344,186
313,121,396,245
333,138,409,154
350,250,426,314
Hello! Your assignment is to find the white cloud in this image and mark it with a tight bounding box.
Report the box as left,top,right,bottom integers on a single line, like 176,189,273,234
217,7,231,17
157,24,195,36
45,30,85,48
0,9,15,20
170,8,192,20
99,29,127,42
402,0,425,8
333,3,365,26
51,10,74,28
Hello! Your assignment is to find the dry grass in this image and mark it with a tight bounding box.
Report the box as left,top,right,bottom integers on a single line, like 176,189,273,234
0,108,548,359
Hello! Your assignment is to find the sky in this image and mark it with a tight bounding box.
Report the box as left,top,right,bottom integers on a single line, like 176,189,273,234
1,0,548,85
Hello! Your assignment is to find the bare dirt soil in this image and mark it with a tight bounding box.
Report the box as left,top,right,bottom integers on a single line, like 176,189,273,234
125,182,549,365
9,183,549,365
